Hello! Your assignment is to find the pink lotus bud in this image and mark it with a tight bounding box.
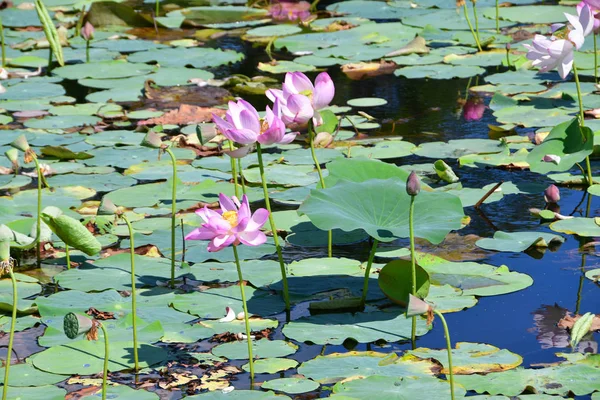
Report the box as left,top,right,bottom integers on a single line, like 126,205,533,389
81,22,94,41
542,154,561,165
544,184,560,203
406,171,421,196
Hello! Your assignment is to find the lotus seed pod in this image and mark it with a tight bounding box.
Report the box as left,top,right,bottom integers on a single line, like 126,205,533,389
10,134,30,152
544,184,560,204
140,131,164,149
63,312,94,339
406,171,421,196
81,21,94,41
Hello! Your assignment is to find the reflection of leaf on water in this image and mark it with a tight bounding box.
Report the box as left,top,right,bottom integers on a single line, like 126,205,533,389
531,304,598,353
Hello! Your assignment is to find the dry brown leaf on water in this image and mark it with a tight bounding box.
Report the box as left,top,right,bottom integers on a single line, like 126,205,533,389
158,372,198,389
558,313,600,332
138,104,226,126
65,386,105,399
341,60,397,80
87,307,116,320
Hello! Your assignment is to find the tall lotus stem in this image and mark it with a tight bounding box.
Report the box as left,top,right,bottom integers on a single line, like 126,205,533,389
463,3,482,52
406,171,421,348
164,147,177,288
573,62,594,187
595,34,598,84
232,245,254,382
229,142,239,198
308,121,332,257
122,215,139,371
98,322,109,400
433,309,455,400
1,256,16,400
238,158,246,195
32,157,43,267
256,143,290,312
0,16,5,68
155,0,159,17
85,40,90,63
472,1,480,44
65,244,70,269
360,239,379,308
495,0,499,33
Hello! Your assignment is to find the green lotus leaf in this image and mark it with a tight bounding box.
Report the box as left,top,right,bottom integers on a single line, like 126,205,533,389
475,231,565,252
80,385,159,399
550,217,600,236
0,386,66,400
262,378,319,395
241,358,298,374
212,339,297,360
330,375,465,399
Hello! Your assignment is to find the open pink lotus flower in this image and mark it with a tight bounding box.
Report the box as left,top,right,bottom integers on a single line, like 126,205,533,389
185,193,269,252
524,35,574,79
212,99,297,151
266,71,335,126
579,1,600,33
268,0,311,22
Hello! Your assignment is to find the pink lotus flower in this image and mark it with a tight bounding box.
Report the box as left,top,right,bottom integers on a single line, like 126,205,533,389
268,0,311,22
266,72,335,126
81,22,94,41
553,3,594,49
544,184,560,203
185,193,269,252
579,1,600,33
212,99,297,149
462,96,486,121
524,35,574,79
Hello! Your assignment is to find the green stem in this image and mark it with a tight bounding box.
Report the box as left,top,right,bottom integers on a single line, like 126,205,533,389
595,33,598,84
409,195,417,348
47,47,52,74
65,244,70,269
32,157,42,267
155,0,159,17
495,0,499,33
433,310,455,400
238,158,246,195
85,40,90,63
0,17,5,68
98,323,109,400
256,143,290,312
229,142,239,198
308,122,332,257
122,215,139,372
505,48,510,69
573,63,594,187
1,268,17,400
360,239,379,309
232,245,254,382
164,148,177,288
472,1,480,44
463,3,482,52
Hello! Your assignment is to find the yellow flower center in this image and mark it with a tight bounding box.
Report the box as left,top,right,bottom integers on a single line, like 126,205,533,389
260,119,269,135
222,210,239,227
300,89,313,99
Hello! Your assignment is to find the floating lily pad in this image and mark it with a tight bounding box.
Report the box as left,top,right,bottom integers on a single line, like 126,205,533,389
395,64,485,79
128,47,244,68
347,97,388,107
483,5,574,23
550,217,600,237
0,363,66,387
0,386,66,400
53,61,156,80
242,358,298,374
212,340,297,360
475,231,564,252
262,378,319,395
413,139,505,159
80,385,159,399
330,375,465,399
258,60,316,73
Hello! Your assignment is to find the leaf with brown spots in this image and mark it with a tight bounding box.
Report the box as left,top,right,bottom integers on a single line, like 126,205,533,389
138,104,226,126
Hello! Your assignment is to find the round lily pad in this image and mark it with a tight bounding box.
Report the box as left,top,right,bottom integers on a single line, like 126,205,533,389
347,97,388,107
212,339,298,360
262,378,319,394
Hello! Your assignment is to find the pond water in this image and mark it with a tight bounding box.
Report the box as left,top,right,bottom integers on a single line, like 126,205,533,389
1,0,600,399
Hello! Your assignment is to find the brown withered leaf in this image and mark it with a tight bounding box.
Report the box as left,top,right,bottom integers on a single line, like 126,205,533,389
558,313,600,332
138,104,226,126
140,80,231,108
341,60,398,80
87,307,116,320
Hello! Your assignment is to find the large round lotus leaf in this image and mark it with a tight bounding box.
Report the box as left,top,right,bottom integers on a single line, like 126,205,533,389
125,162,229,183
24,115,101,129
0,82,65,101
378,259,430,305
92,39,168,53
280,148,343,165
293,55,342,67
347,97,388,107
186,259,282,288
454,361,600,396
485,69,561,85
388,52,445,66
409,342,523,375
0,8,45,27
345,140,415,159
426,284,478,313
186,391,289,399
330,375,465,399
31,340,167,374
395,64,485,79
416,253,533,296
550,217,600,236
47,172,136,192
0,175,31,190
39,315,163,347
0,385,66,400
172,285,286,318
212,339,297,360
86,146,195,169
147,67,214,86
53,60,155,80
0,363,66,387
298,177,465,243
324,157,424,188
527,118,594,174
81,385,159,399
402,8,513,29
326,0,429,19
413,139,505,159
444,51,506,67
128,47,244,68
282,310,430,345
242,358,298,374
246,24,302,37
476,231,564,252
161,318,277,343
262,378,319,395
79,76,147,90
298,351,437,384
54,254,183,292
85,130,146,146
0,273,40,313
492,101,573,128
86,87,144,103
243,164,318,186
0,315,39,332
483,5,573,23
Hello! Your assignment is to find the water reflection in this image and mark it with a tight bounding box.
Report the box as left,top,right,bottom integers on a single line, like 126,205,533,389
531,304,597,353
